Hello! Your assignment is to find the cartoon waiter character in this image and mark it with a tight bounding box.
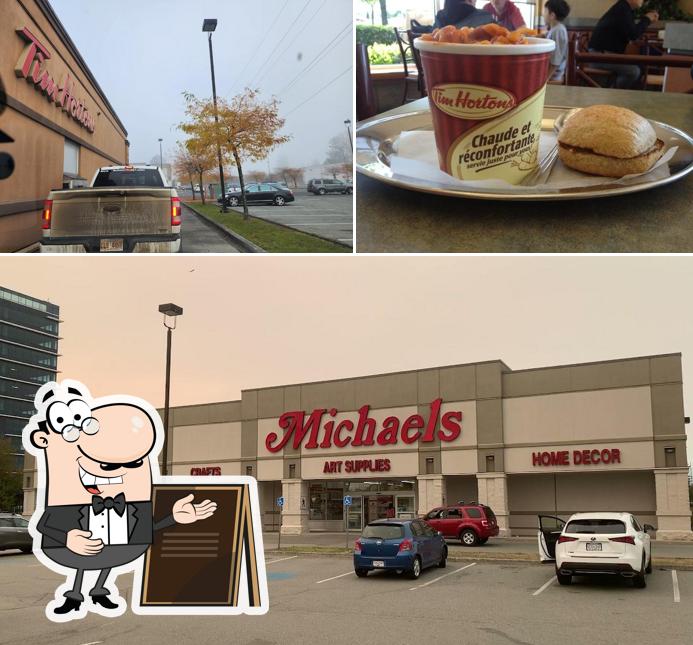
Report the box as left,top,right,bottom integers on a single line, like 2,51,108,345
23,380,217,621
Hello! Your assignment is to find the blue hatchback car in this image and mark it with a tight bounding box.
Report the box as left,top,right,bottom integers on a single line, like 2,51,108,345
353,519,447,579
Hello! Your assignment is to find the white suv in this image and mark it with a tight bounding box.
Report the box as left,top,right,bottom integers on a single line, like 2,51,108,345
538,512,654,588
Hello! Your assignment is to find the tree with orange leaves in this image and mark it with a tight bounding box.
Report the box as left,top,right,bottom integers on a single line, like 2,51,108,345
172,140,216,205
180,89,290,219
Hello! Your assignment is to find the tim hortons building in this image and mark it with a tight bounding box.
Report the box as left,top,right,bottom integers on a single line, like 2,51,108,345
22,353,693,539
0,0,128,251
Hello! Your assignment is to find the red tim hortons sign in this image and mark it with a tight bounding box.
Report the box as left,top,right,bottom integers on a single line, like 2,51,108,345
265,398,462,453
14,27,96,133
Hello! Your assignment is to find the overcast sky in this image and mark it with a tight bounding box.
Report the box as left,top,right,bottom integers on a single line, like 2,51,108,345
2,257,692,460
50,0,353,171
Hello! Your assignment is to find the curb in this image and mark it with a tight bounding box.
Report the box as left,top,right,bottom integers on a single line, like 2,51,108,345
182,202,266,253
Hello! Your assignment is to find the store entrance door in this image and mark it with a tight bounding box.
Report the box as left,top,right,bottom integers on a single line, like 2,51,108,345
364,495,395,524
347,496,363,531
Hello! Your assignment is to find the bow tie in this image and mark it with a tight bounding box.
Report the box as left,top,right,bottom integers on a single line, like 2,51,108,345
91,493,126,516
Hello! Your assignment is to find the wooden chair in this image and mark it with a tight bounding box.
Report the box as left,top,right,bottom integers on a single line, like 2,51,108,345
393,28,421,104
566,31,616,88
406,29,427,98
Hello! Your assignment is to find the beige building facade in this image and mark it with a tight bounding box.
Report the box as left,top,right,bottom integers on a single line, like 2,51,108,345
22,353,693,540
0,0,128,251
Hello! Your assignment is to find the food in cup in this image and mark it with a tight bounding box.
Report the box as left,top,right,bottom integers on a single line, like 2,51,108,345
414,34,555,184
420,24,537,45
557,105,665,177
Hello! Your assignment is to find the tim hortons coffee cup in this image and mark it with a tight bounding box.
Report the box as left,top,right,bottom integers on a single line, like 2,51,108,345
414,37,555,184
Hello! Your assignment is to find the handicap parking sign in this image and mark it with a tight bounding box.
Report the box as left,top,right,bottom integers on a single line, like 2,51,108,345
343,495,352,506
276,496,284,507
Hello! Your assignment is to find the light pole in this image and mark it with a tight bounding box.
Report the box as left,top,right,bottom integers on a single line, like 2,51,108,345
203,18,228,212
159,302,183,476
344,119,353,150
158,138,163,168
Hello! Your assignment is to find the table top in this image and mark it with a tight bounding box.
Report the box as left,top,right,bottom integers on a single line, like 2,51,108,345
356,85,693,253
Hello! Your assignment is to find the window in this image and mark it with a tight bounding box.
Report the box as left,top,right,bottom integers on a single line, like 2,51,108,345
422,523,436,537
631,516,642,532
63,139,80,176
565,519,626,534
410,521,424,537
309,482,343,521
665,447,676,467
245,466,253,476
289,464,296,478
447,508,461,518
485,455,495,472
12,517,28,527
425,509,442,520
362,524,404,540
93,168,164,188
246,184,260,193
0,518,13,527
466,508,482,518
425,457,434,474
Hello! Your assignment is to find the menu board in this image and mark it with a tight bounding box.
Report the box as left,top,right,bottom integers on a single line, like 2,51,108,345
138,483,262,608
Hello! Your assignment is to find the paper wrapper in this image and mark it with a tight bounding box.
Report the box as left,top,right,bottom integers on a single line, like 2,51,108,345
389,129,677,193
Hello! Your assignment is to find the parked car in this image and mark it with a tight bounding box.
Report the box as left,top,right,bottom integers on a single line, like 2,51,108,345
538,513,654,587
423,502,499,546
307,178,353,195
218,183,294,207
0,513,32,553
41,165,181,253
353,518,447,579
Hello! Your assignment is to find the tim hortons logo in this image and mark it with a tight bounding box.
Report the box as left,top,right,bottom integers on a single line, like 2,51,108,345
431,84,516,120
14,27,96,133
265,398,462,453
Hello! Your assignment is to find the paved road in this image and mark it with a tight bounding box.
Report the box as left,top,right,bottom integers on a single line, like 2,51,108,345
233,193,353,247
2,552,692,644
179,203,241,253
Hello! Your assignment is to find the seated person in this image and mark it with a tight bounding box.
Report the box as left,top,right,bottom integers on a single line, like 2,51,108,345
588,0,658,89
482,0,526,30
434,0,494,29
544,0,571,82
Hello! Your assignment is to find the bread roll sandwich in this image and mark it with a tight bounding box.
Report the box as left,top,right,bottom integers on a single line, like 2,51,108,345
557,105,664,178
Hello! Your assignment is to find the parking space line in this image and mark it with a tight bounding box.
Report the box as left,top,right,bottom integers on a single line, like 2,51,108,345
316,571,354,584
533,575,556,597
409,562,477,591
672,570,680,603
266,556,298,565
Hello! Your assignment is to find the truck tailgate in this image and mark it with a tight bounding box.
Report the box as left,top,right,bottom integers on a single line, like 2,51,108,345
49,189,172,237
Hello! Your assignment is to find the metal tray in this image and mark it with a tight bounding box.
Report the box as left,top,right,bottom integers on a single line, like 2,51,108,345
356,105,693,201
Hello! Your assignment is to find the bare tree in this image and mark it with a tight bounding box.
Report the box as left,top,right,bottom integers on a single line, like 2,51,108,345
325,132,352,166
246,170,265,183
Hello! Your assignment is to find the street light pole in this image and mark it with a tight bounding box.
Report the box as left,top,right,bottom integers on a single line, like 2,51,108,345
203,19,228,212
159,303,183,476
344,119,353,150
158,138,163,169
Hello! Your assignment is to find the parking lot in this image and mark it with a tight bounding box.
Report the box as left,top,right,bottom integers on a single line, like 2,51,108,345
231,193,353,247
3,549,693,645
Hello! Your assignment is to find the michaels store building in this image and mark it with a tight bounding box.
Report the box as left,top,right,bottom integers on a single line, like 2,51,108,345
24,353,692,539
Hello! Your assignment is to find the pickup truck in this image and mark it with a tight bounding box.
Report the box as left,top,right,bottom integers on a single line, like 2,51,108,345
40,165,181,253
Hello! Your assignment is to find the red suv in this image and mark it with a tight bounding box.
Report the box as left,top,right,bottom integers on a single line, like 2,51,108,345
423,503,499,546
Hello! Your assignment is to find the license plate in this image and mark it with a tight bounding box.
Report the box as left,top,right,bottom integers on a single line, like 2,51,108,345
372,560,385,568
100,238,123,252
586,542,603,551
